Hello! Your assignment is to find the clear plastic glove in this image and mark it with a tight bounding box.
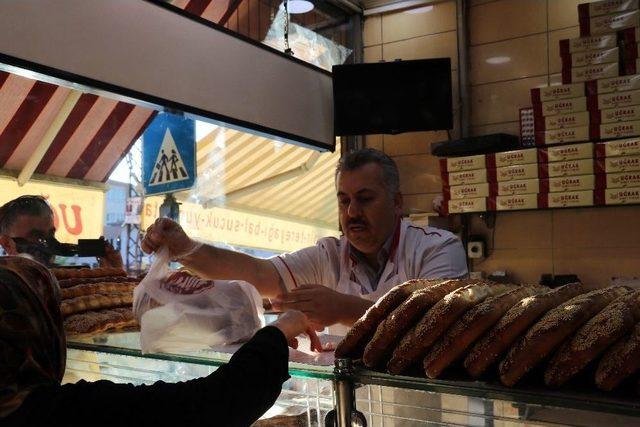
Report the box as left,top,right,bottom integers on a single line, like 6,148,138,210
141,218,202,260
270,310,322,353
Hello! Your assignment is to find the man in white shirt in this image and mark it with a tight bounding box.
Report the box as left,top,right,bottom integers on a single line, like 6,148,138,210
142,148,467,331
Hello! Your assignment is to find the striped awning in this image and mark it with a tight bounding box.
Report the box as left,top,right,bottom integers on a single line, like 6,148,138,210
0,70,156,182
185,126,340,228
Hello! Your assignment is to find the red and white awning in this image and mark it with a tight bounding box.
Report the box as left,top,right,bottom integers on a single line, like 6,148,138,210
0,70,156,182
0,0,273,184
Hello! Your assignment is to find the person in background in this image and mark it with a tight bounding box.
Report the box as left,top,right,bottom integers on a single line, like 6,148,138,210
142,148,467,332
0,195,122,268
0,256,319,427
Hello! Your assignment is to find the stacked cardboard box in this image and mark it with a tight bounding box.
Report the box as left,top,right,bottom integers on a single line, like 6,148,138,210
440,155,490,214
529,1,640,147
532,83,594,145
440,1,640,215
439,137,640,214
560,33,620,84
579,1,640,37
595,137,640,204
537,143,596,208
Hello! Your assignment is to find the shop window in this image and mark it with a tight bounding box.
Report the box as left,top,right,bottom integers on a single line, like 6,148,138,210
172,0,356,70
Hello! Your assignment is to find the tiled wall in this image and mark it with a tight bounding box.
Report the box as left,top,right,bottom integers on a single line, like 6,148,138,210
363,0,640,286
362,0,459,217
467,0,640,286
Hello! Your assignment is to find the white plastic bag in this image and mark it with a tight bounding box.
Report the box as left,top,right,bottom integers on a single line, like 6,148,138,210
133,247,264,353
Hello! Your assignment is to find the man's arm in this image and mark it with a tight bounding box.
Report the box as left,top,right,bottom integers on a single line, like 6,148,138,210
141,218,283,297
272,285,373,327
181,244,283,297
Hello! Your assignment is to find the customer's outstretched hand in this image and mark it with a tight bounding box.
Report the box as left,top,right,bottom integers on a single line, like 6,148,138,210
271,310,322,352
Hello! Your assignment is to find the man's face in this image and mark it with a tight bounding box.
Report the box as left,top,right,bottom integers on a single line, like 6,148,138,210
0,214,55,255
337,163,402,257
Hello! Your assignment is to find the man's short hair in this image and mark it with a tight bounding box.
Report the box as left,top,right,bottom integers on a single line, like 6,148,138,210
0,196,53,235
335,148,400,194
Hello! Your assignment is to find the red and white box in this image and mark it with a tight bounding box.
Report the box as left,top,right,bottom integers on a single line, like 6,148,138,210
539,190,595,208
535,125,594,145
439,154,486,173
443,183,490,200
586,73,640,95
589,88,640,109
546,158,595,177
595,154,640,172
562,62,619,84
445,197,487,215
488,163,540,182
488,193,539,211
581,9,640,36
595,186,640,204
491,178,540,196
596,170,640,187
487,148,538,168
559,33,618,56
562,46,619,68
442,169,488,186
579,0,640,20
595,136,640,156
592,104,640,124
538,143,595,162
599,119,640,138
540,174,597,192
535,111,590,131
531,83,585,104
533,97,588,117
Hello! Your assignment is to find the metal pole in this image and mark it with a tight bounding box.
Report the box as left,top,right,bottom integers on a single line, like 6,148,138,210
125,142,143,273
327,358,367,427
334,358,354,427
456,0,470,138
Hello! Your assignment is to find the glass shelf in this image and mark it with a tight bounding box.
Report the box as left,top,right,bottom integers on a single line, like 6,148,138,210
66,333,640,420
66,332,334,380
351,366,640,419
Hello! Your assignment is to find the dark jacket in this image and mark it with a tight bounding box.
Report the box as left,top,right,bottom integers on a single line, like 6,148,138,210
3,326,290,427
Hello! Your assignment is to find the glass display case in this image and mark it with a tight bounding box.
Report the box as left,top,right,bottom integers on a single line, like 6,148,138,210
65,333,640,427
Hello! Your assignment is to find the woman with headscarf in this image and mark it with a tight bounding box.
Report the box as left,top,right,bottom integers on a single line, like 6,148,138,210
0,256,320,427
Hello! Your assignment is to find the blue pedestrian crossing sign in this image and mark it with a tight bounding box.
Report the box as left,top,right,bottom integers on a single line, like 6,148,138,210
142,113,196,196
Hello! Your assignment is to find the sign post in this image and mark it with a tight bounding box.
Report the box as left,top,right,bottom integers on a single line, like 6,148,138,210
142,113,196,223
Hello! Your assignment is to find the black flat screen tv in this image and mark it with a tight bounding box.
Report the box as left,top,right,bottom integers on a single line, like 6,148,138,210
332,58,453,136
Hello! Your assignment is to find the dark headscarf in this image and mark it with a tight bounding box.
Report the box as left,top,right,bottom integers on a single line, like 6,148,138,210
0,256,65,418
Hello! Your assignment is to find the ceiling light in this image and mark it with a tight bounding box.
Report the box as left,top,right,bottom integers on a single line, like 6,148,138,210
485,56,511,65
286,0,314,14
